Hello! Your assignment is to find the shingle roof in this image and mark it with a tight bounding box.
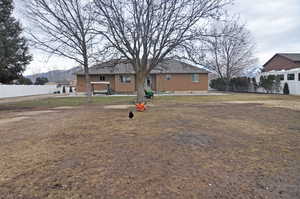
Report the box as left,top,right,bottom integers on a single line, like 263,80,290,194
278,53,300,62
77,59,208,75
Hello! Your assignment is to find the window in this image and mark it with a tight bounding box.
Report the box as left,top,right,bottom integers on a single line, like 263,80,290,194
120,75,131,83
165,74,172,80
287,73,295,80
298,73,300,81
192,74,199,82
99,75,105,81
278,74,284,81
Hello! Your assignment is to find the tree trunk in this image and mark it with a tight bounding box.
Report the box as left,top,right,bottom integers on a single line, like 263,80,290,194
136,72,145,103
83,62,92,103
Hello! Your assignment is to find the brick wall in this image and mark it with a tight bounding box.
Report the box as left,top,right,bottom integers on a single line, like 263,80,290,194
155,73,208,91
76,75,86,92
264,55,300,72
76,75,115,92
76,73,209,93
114,74,136,92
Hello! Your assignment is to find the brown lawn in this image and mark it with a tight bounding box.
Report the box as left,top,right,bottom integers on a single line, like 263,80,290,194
0,94,300,199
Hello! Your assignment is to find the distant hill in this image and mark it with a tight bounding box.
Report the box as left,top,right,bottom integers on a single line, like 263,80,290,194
26,66,81,83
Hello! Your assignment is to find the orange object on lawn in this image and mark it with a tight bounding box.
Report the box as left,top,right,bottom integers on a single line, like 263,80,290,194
136,103,146,112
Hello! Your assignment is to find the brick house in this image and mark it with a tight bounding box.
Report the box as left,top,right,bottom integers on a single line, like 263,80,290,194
258,53,300,95
263,53,300,72
76,59,209,93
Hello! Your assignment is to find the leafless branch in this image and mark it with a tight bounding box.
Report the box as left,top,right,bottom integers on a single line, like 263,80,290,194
26,0,101,99
188,15,257,81
93,0,230,101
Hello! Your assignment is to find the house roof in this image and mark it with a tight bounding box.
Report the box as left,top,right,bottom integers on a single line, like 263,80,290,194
76,59,208,75
278,53,300,62
263,53,300,67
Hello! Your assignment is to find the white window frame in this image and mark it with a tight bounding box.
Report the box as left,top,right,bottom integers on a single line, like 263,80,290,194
192,74,199,82
287,73,295,81
120,75,131,83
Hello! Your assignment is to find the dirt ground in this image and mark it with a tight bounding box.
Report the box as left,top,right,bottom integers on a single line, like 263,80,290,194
0,95,300,199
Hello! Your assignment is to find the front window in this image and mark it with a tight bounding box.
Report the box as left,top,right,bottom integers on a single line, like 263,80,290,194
192,74,199,82
120,75,131,83
287,74,295,80
99,75,105,81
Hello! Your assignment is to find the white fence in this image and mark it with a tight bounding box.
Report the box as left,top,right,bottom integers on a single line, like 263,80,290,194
0,85,59,99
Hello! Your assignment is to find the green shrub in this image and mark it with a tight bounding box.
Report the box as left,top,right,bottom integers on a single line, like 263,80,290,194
230,77,250,91
210,78,227,91
260,75,274,93
259,75,282,93
211,77,252,91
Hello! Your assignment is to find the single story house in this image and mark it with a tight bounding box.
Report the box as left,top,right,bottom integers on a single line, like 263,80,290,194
257,53,300,95
76,59,209,93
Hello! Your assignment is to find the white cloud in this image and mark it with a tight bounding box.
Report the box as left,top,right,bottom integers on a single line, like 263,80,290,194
231,0,300,65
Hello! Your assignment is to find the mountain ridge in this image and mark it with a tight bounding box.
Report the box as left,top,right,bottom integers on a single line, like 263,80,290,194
26,66,81,83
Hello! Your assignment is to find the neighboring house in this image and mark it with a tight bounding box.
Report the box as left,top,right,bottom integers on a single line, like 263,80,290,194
76,59,209,94
257,53,300,95
262,53,300,72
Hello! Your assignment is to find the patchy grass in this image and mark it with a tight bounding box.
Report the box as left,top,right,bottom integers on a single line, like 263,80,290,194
0,96,135,111
0,93,300,198
154,93,300,104
1,93,299,111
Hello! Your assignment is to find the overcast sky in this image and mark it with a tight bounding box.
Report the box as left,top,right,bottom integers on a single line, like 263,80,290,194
14,0,300,75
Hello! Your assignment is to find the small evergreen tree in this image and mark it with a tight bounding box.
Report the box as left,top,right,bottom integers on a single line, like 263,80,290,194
259,75,275,93
34,77,48,85
17,76,33,85
283,83,289,95
0,0,32,83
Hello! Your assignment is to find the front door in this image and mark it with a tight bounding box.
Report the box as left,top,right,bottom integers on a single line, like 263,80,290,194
145,75,152,90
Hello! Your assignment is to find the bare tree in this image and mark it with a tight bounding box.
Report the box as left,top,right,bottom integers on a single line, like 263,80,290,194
93,0,229,102
26,0,98,101
189,17,257,90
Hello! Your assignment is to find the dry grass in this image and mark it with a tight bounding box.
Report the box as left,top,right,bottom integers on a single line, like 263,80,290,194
0,94,300,198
